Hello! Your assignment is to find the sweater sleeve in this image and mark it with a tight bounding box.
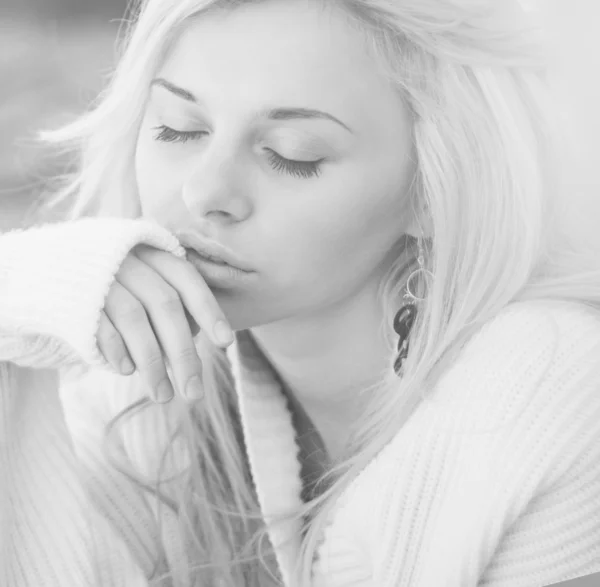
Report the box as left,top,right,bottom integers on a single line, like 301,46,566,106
0,216,187,377
0,217,187,586
370,300,600,587
477,307,600,587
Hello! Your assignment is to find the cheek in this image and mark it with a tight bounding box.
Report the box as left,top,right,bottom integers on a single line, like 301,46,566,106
318,205,400,274
135,131,185,218
272,178,406,293
318,162,414,278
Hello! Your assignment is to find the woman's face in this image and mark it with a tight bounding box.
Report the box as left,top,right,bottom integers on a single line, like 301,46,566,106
135,0,417,330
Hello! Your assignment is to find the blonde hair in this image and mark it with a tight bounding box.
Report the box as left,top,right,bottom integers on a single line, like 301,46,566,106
34,0,600,585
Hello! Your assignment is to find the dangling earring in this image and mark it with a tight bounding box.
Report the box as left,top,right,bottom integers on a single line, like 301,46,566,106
393,238,433,376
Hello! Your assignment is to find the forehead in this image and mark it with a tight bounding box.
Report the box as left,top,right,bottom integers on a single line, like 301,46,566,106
158,1,405,132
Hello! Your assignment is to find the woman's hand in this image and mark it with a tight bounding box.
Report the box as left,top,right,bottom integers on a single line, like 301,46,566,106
95,244,233,403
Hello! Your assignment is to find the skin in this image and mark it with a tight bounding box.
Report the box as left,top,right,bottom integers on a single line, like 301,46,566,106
135,0,419,461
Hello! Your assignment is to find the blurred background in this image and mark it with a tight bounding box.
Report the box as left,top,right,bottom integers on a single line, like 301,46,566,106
0,0,128,230
0,0,599,242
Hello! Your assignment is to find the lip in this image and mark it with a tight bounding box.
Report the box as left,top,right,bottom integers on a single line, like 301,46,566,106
176,231,255,273
185,250,257,288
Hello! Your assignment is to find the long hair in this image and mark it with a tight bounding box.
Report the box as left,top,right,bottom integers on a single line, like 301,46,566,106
34,0,600,585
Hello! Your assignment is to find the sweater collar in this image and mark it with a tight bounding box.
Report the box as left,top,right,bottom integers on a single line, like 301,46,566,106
226,329,304,585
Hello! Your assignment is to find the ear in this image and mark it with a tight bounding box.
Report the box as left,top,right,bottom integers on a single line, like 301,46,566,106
404,210,433,240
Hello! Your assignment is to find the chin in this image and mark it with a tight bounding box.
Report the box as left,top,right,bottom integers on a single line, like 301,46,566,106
211,290,280,331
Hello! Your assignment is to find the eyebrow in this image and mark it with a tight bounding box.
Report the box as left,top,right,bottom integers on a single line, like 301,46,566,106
150,77,353,134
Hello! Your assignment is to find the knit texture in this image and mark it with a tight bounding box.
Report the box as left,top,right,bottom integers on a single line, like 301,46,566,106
1,218,600,587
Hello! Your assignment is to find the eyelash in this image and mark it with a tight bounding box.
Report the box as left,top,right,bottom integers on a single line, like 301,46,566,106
151,125,323,179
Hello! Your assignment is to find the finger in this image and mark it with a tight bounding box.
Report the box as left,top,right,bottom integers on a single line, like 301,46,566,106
104,279,175,403
184,306,201,338
116,255,204,401
133,244,234,348
96,310,136,375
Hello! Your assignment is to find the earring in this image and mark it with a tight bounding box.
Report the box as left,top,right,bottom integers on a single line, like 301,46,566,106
393,239,433,376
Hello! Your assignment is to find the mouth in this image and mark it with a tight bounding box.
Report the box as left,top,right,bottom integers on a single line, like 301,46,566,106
183,246,258,288
191,249,229,266
177,232,255,273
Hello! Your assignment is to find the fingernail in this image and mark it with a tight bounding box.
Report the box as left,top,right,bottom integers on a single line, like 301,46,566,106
214,320,234,346
120,357,135,375
185,374,203,400
154,379,174,403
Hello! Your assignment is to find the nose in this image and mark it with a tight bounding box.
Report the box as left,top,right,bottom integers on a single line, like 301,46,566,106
181,148,252,225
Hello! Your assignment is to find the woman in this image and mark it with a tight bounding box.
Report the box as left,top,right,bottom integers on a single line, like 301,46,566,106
1,0,600,586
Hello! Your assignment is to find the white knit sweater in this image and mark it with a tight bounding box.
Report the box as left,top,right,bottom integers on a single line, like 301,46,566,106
1,217,600,587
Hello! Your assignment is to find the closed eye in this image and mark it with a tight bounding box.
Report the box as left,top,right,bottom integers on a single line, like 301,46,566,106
152,124,324,179
152,125,206,143
264,149,323,179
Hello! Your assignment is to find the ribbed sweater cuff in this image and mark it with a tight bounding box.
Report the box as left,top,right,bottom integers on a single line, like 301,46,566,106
0,217,186,369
